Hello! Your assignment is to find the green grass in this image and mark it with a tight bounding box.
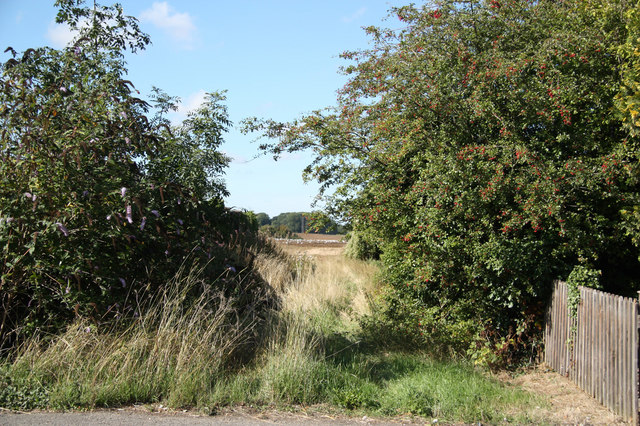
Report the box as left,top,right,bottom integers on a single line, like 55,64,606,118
1,260,261,410
201,325,539,423
204,294,540,424
0,246,544,423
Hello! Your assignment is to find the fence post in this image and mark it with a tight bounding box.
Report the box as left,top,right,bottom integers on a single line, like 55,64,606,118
636,291,639,425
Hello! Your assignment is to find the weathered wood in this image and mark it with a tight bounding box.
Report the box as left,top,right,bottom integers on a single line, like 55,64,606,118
545,281,639,423
632,295,638,425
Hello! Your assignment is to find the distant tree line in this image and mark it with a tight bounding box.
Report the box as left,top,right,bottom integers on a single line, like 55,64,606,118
254,212,348,236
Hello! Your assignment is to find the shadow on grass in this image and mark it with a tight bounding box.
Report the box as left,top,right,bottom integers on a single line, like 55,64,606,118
322,329,432,384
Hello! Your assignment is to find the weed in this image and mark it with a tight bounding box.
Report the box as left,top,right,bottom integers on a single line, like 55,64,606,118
0,364,50,410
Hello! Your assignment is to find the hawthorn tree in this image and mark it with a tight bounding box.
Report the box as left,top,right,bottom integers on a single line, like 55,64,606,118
245,0,640,361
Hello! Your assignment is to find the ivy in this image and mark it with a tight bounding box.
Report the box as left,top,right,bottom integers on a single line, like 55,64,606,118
567,265,601,318
565,264,601,349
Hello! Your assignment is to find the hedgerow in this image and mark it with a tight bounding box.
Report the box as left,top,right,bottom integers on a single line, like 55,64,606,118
0,0,269,348
245,0,640,363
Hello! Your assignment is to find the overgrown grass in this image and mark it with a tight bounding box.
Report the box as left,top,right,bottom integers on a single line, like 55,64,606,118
212,248,542,423
0,242,544,423
1,259,263,409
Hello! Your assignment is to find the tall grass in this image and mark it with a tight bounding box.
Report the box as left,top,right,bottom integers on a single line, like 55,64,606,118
1,242,544,423
0,259,265,409
282,253,378,316
208,248,542,423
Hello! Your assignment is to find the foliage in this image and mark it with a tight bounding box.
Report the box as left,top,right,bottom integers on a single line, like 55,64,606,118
54,0,150,55
259,224,300,239
255,212,271,227
566,265,601,336
238,210,260,233
244,0,640,360
270,212,307,233
0,0,250,348
304,210,348,234
258,211,347,235
0,364,50,410
608,1,640,253
145,87,231,201
344,230,381,260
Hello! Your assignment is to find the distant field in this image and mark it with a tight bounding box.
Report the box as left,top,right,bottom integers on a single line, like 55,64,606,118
272,233,346,245
275,233,346,256
294,233,346,241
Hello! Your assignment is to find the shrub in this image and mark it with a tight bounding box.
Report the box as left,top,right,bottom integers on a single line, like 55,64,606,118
0,0,252,348
344,231,381,261
245,0,640,361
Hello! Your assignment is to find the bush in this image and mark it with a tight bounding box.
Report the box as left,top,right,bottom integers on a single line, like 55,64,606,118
344,231,381,261
0,246,278,410
0,1,254,348
246,0,640,361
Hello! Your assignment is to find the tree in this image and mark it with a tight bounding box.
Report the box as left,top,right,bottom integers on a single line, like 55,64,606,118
255,212,271,227
0,0,249,346
303,211,347,234
245,0,640,361
146,87,231,201
270,212,306,233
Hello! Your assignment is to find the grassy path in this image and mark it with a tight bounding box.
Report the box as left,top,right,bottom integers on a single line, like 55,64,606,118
1,239,628,423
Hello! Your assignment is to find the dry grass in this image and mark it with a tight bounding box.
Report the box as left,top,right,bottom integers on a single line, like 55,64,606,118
500,365,629,424
3,240,376,411
274,234,347,256
258,243,378,318
3,261,264,408
3,240,615,423
293,233,346,241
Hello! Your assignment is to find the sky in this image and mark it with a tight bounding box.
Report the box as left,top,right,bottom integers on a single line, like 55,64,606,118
0,0,407,218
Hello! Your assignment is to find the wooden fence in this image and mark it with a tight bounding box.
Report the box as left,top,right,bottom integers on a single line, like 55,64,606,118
544,281,639,423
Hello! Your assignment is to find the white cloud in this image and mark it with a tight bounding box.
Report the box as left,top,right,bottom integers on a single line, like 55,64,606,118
168,89,207,124
341,7,367,23
46,22,77,48
179,89,207,115
45,18,96,49
140,2,197,49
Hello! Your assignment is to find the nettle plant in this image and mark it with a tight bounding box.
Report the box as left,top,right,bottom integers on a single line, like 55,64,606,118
246,0,640,361
0,1,254,346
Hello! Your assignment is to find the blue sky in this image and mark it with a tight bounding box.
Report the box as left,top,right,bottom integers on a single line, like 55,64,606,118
0,0,406,217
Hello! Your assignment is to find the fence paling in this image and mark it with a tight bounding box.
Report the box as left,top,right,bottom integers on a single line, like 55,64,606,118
544,281,639,423
633,296,637,420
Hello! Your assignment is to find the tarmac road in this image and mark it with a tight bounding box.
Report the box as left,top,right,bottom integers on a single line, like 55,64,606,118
0,408,416,425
